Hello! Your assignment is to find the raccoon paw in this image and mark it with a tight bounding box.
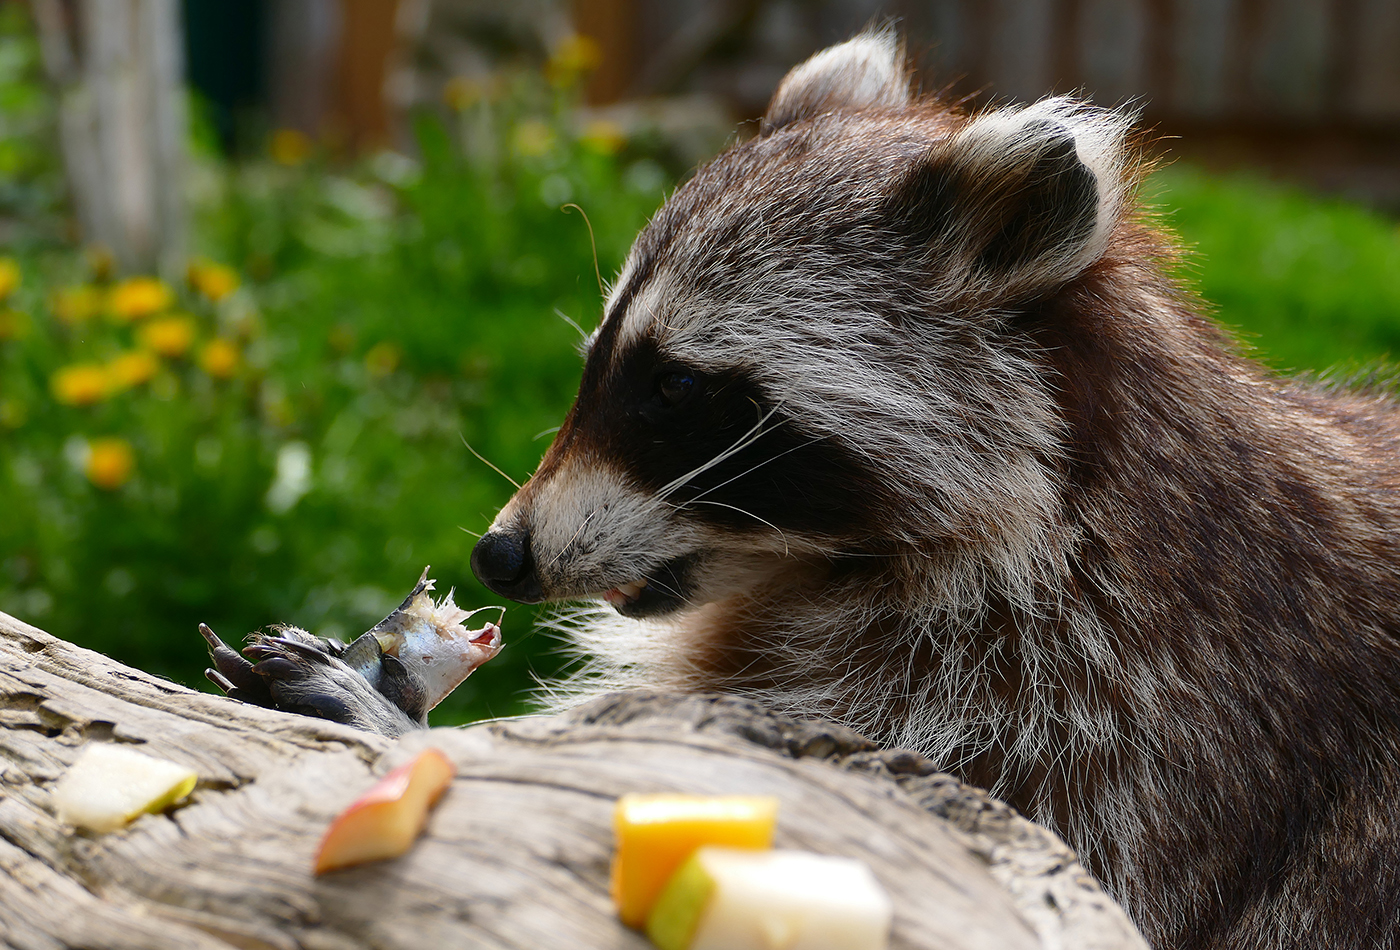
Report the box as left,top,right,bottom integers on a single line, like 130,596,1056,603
200,623,424,737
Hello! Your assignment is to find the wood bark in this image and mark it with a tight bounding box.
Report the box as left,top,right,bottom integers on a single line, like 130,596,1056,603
0,608,1146,950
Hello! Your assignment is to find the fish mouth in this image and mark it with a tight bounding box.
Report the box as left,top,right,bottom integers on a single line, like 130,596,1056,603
599,554,699,619
469,622,502,648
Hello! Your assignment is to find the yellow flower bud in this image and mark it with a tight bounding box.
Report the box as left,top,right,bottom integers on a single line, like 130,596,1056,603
513,120,556,158
52,286,103,324
443,76,483,111
85,438,135,490
110,277,174,322
138,315,196,358
108,351,160,389
364,341,401,379
546,33,602,85
52,364,111,406
581,119,627,156
199,338,240,378
0,309,30,340
0,258,20,300
188,260,239,302
270,128,312,167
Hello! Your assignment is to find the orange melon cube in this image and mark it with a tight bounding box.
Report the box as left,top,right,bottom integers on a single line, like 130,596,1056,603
610,793,780,928
313,748,454,875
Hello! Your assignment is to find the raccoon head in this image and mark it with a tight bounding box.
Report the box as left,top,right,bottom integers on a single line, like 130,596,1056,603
471,30,1133,619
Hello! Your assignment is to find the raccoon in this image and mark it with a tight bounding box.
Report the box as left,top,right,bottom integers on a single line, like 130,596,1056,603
469,30,1400,950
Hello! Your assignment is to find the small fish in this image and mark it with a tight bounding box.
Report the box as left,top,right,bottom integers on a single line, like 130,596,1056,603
350,566,504,711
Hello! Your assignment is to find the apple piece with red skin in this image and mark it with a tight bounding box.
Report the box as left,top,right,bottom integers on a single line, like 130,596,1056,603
314,747,455,874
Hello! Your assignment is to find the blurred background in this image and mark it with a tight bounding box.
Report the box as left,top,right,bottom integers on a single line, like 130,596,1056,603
0,0,1398,723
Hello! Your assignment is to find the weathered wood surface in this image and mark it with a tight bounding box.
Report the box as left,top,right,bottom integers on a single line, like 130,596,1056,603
0,609,1146,950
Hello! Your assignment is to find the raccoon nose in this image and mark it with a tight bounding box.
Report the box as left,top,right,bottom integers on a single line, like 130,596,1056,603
471,528,544,603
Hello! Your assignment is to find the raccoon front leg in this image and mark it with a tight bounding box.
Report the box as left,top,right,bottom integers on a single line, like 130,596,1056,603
201,623,424,737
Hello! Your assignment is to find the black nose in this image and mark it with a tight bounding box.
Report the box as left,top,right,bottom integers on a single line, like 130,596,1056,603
471,528,544,603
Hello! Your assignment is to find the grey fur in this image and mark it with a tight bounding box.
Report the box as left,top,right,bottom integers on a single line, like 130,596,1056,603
473,31,1400,950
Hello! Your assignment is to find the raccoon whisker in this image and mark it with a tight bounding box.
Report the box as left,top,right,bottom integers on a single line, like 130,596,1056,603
656,416,782,503
460,436,522,490
677,435,830,511
656,404,785,502
680,500,791,555
553,308,589,342
640,575,684,600
560,203,604,301
544,505,605,571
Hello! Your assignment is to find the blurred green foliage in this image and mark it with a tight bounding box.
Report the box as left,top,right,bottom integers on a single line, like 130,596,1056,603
0,4,64,248
1149,165,1400,373
0,35,668,723
2,4,1399,726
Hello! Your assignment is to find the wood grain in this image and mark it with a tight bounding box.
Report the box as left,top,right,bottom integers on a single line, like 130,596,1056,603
0,609,1145,949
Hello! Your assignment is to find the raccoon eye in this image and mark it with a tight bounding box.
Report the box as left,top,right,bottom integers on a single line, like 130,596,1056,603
655,371,695,407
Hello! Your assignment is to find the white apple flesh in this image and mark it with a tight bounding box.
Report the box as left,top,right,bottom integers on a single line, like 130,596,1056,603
647,847,893,950
52,744,198,833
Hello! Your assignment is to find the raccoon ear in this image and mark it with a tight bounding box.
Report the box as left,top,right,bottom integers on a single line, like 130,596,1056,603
889,100,1130,301
761,29,909,135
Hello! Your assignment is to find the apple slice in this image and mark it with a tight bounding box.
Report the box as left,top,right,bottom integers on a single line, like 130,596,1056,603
53,743,198,833
646,847,893,950
313,747,455,874
611,793,779,928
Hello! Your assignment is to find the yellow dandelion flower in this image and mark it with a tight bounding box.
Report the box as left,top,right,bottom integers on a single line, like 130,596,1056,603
364,341,401,379
85,438,135,490
513,119,555,157
271,128,312,167
138,315,196,358
328,323,356,354
0,309,30,340
188,260,239,302
443,76,483,111
52,363,111,406
545,34,602,85
0,258,20,300
581,118,627,155
110,277,173,322
52,286,103,324
199,338,240,378
0,398,26,428
107,351,160,389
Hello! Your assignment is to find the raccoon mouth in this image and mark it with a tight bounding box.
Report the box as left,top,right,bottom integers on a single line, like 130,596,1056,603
602,579,648,608
599,554,698,619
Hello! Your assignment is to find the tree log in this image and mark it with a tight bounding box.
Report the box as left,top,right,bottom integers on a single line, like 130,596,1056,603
0,609,1145,950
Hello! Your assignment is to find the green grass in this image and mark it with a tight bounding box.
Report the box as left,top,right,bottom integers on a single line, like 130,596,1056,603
1147,165,1400,374
0,77,670,724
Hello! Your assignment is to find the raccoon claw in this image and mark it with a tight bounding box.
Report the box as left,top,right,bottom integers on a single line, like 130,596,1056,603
201,622,275,706
203,625,425,734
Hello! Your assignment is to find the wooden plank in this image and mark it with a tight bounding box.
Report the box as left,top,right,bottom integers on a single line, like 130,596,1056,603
1247,0,1332,117
986,0,1058,101
1079,0,1149,105
1346,0,1400,119
1170,0,1237,116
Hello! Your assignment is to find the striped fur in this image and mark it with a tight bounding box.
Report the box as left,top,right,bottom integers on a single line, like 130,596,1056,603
474,31,1400,950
